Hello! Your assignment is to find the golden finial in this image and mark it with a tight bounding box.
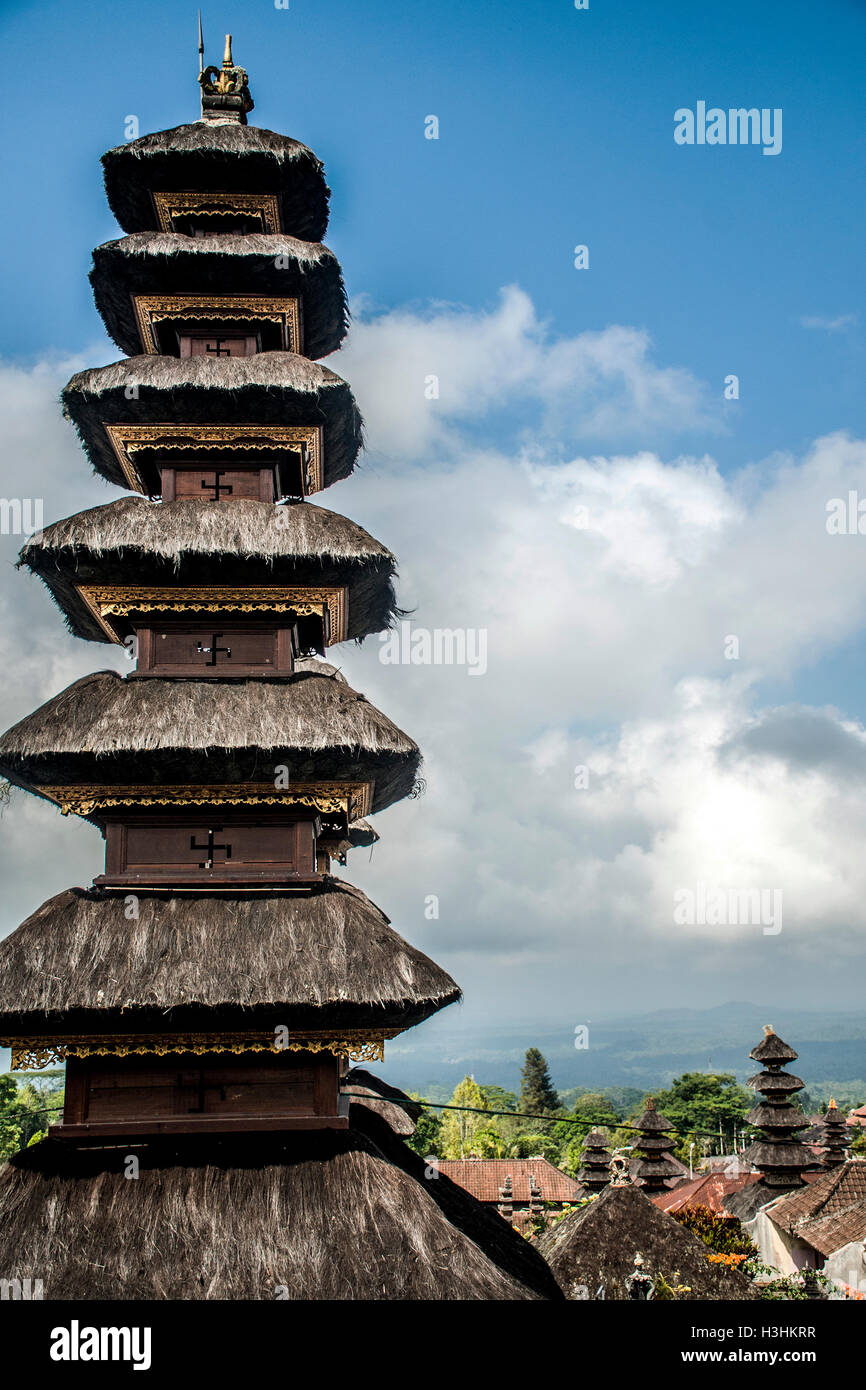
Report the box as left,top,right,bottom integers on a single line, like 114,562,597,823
198,30,254,124
829,1097,837,1110
763,1024,774,1036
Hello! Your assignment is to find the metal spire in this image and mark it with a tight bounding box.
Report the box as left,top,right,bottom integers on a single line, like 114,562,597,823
197,11,205,116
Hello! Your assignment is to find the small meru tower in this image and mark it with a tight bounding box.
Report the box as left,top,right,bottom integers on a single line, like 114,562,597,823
0,39,560,1301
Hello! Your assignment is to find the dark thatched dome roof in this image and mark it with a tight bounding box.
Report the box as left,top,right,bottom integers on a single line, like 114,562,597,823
102,122,330,242
0,667,420,811
20,497,398,644
61,353,363,494
535,1184,756,1301
0,880,458,1033
344,1068,421,1137
0,1113,562,1300
749,1029,799,1064
90,233,348,360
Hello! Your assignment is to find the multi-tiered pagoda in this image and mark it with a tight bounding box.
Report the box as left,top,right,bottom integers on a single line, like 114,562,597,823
632,1098,681,1194
576,1129,612,1195
0,40,559,1301
741,1026,814,1189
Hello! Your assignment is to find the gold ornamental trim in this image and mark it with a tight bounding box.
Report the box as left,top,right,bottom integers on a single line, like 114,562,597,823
39,781,373,820
103,422,323,495
75,585,347,644
133,295,301,355
6,1030,396,1070
152,190,282,234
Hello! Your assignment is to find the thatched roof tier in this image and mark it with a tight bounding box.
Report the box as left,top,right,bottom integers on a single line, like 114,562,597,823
20,497,397,644
535,1183,756,1301
90,234,347,360
749,1028,799,1064
0,667,420,813
61,353,362,493
746,1103,810,1130
0,881,458,1033
740,1141,815,1171
344,1067,421,1137
747,1069,805,1094
347,818,379,847
102,122,330,242
0,1110,562,1300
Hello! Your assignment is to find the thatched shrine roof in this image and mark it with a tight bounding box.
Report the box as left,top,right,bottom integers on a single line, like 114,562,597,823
90,233,347,360
61,353,363,493
0,880,458,1034
344,1067,421,1137
347,818,379,847
535,1184,756,1300
102,122,330,242
0,1110,562,1300
749,1028,799,1065
0,666,420,811
20,497,398,644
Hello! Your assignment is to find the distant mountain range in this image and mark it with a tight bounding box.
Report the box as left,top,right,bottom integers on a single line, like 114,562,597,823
373,1002,866,1100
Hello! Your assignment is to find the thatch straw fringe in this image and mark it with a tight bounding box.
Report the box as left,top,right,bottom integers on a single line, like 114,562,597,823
90,233,348,360
61,353,363,491
22,496,391,564
0,1114,561,1300
104,230,335,265
0,668,420,810
102,122,331,242
0,881,458,1025
19,497,398,643
67,349,345,395
0,667,416,757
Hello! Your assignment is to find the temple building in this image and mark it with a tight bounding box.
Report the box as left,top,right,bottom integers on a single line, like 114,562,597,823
737,1027,814,1194
576,1129,613,1195
819,1100,851,1169
0,39,560,1301
631,1098,683,1194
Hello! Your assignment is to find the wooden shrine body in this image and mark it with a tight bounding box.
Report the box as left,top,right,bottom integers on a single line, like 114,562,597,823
61,1051,347,1141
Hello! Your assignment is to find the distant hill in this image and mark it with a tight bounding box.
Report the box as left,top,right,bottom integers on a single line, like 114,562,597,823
372,1002,866,1099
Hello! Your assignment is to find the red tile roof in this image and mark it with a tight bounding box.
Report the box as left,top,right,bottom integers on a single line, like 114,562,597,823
652,1170,761,1216
769,1160,866,1251
436,1158,582,1205
795,1200,866,1257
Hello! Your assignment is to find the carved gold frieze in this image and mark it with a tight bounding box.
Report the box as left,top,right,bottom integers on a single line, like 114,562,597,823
75,585,347,644
6,1030,396,1069
133,295,301,354
103,422,322,495
39,781,373,820
152,190,281,234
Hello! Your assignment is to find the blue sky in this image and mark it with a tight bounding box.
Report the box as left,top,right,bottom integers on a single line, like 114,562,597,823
1,0,866,1026
3,0,865,469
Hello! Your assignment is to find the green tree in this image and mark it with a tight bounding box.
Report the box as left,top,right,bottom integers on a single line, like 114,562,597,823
0,1075,23,1159
480,1085,517,1114
650,1073,752,1152
519,1049,559,1117
439,1076,489,1158
572,1092,620,1125
508,1131,562,1162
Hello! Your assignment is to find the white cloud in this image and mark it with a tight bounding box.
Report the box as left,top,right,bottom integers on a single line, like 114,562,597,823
3,307,866,1012
336,285,718,459
799,313,857,333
